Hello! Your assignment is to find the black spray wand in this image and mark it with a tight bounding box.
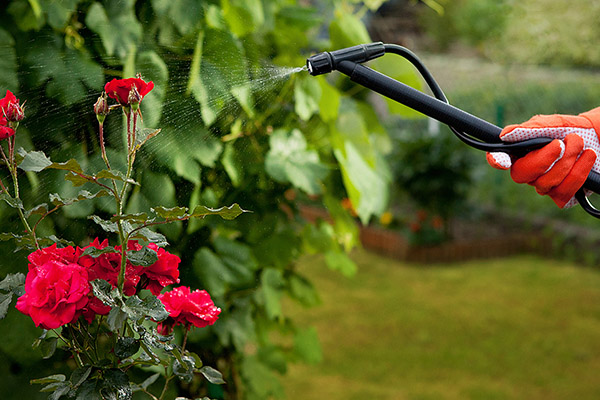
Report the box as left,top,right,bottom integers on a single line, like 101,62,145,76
306,42,600,218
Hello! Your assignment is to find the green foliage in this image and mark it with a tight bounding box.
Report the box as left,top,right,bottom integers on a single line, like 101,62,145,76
0,0,410,398
389,120,475,222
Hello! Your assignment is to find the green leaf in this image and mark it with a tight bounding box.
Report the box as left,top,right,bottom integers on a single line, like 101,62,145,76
137,50,168,127
324,250,357,278
134,128,161,150
330,11,371,49
130,227,168,247
0,293,12,320
50,190,110,207
173,355,196,383
18,149,52,172
42,0,79,29
106,307,127,333
188,204,246,220
81,246,116,258
89,215,120,234
189,28,249,125
31,374,66,385
64,172,91,187
135,373,160,391
317,77,341,122
90,279,117,308
288,273,320,307
102,369,132,400
48,382,71,400
0,272,25,292
199,366,226,385
0,193,24,210
0,29,18,92
76,380,102,400
40,336,58,359
7,0,44,31
70,365,92,388
333,141,390,224
222,0,265,37
110,212,149,224
265,129,328,195
115,337,140,359
294,75,321,121
85,0,142,60
24,34,103,104
24,203,49,218
294,327,322,364
152,206,188,219
221,141,243,187
123,294,168,322
127,246,158,267
261,268,284,320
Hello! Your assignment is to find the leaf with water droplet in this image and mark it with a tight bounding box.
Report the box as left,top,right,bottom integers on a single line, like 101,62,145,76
152,206,188,219
188,204,247,220
18,149,52,172
134,128,161,150
199,366,226,385
89,215,120,233
265,129,328,195
127,246,158,267
0,193,24,210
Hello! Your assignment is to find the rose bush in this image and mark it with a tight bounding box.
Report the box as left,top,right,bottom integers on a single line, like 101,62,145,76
0,76,242,399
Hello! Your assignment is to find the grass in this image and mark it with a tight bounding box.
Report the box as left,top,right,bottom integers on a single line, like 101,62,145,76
283,250,600,400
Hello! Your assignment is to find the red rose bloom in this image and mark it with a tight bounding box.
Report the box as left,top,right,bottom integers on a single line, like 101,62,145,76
104,77,154,106
157,286,221,335
80,239,143,297
141,243,181,295
0,90,19,140
16,258,90,330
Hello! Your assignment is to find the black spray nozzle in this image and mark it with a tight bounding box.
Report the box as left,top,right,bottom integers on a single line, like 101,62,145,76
306,42,385,76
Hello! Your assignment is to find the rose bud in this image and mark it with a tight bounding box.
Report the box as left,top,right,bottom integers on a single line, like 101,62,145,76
94,92,110,124
6,101,24,123
127,86,142,112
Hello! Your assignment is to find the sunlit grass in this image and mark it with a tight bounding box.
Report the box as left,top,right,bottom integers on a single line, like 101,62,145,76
284,250,600,400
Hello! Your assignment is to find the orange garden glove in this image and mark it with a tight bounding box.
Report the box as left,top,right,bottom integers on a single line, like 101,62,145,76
486,108,600,208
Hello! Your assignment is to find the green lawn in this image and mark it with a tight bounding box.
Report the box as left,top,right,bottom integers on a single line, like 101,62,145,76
283,250,600,400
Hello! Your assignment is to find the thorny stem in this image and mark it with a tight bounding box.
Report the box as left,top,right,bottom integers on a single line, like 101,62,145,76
158,369,174,400
116,109,136,293
157,329,190,400
99,122,111,170
0,139,39,249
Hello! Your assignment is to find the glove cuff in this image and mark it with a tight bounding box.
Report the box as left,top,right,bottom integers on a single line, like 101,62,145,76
580,107,600,142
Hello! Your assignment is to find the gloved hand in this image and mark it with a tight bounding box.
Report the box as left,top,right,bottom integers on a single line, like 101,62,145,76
487,107,600,208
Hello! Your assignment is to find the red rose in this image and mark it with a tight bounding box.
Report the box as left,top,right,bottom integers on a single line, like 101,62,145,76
81,239,142,297
104,77,154,106
27,243,80,268
0,90,20,140
16,258,90,330
140,243,181,295
157,286,221,335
